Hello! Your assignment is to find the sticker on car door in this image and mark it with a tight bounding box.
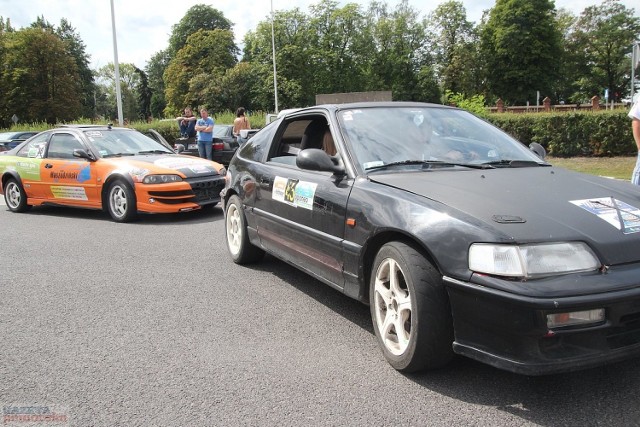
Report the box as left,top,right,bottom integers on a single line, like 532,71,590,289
272,176,317,210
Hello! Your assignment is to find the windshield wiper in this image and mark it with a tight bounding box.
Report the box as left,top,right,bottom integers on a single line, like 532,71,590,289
102,152,136,158
365,160,494,171
481,159,549,168
137,150,172,155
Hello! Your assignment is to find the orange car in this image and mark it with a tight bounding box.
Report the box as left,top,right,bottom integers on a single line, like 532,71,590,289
0,125,227,222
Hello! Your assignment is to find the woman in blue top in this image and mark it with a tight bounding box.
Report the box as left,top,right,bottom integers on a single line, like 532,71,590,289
195,108,215,160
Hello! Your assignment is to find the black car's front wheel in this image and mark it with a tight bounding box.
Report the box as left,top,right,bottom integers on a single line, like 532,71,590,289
4,178,31,213
370,241,453,372
106,179,137,222
225,195,264,264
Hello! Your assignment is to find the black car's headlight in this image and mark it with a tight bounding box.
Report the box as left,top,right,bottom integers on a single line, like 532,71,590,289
468,242,600,278
142,174,183,184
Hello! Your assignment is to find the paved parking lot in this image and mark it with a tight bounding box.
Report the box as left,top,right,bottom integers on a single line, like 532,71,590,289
1,204,640,426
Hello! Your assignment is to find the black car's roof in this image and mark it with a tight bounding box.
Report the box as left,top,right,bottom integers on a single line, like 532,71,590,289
288,101,456,114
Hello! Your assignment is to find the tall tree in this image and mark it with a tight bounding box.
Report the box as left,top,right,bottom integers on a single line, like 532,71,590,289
243,8,314,109
1,27,82,125
145,49,170,118
56,18,96,119
566,0,640,102
480,0,563,104
426,1,479,97
366,0,430,101
167,4,233,56
133,66,152,121
96,63,142,121
163,29,238,113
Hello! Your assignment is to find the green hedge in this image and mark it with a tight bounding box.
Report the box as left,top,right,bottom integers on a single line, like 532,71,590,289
2,109,635,157
486,109,635,157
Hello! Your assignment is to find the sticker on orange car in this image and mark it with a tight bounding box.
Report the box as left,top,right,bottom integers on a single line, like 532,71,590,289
50,186,89,200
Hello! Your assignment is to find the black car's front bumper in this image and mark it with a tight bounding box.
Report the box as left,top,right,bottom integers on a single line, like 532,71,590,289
444,266,640,375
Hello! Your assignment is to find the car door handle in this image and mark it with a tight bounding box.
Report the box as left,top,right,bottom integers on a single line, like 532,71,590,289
260,177,270,186
45,163,53,168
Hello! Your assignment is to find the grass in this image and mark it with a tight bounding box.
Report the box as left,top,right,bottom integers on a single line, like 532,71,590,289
546,156,636,181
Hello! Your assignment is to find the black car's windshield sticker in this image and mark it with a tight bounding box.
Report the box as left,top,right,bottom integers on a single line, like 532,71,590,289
272,176,317,210
571,197,640,234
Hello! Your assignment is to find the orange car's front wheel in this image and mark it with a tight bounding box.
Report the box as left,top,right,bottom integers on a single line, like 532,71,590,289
106,179,137,223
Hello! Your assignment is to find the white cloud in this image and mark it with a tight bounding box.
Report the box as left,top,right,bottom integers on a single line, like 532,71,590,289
1,0,638,70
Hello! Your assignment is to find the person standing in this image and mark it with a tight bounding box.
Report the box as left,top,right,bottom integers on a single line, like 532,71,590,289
629,98,640,185
195,108,215,160
233,107,251,144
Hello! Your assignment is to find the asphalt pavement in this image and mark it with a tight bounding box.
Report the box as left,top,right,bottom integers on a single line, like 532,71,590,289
1,203,639,426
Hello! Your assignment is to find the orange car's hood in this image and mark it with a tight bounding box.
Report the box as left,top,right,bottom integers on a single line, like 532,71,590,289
106,154,221,178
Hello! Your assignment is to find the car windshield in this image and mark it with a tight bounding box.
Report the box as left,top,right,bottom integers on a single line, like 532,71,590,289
213,126,230,137
337,106,546,171
84,129,174,157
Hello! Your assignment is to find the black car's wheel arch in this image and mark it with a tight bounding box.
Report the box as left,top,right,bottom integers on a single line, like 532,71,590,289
360,230,443,304
101,173,136,211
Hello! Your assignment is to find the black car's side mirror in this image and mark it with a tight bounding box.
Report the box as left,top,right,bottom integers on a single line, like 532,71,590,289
175,144,185,154
529,142,546,160
73,148,96,161
296,148,345,175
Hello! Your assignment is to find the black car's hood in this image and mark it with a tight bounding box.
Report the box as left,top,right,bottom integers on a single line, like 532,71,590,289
370,166,640,265
109,155,221,178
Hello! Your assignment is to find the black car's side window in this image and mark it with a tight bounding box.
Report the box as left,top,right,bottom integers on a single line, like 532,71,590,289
47,133,85,159
267,116,336,166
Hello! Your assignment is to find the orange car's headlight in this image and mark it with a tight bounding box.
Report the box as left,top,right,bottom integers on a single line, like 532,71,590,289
142,174,183,184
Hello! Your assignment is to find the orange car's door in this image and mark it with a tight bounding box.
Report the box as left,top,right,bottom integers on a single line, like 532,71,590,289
41,132,100,208
8,133,49,200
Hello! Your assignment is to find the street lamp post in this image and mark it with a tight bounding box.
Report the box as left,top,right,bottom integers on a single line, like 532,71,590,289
110,0,124,126
271,0,279,114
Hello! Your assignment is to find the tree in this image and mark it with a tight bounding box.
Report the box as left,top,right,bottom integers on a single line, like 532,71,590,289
133,66,152,121
480,0,563,104
167,4,233,56
366,0,430,101
96,63,142,121
145,49,170,118
1,27,82,126
426,1,479,97
566,0,640,102
55,18,96,119
163,29,238,113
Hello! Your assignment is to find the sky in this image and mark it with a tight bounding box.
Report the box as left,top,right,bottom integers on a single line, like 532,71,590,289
1,0,639,70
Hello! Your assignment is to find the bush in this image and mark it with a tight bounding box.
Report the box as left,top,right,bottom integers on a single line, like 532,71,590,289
486,109,635,157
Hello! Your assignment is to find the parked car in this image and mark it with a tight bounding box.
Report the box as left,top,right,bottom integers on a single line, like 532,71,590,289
174,124,258,165
0,124,226,222
0,131,40,152
222,102,640,375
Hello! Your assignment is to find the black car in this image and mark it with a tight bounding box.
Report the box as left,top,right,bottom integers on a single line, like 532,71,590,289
222,102,640,375
0,131,40,152
174,124,255,165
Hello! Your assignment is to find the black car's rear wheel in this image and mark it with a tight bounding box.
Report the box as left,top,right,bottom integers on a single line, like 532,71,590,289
370,241,453,372
4,178,31,213
106,179,137,222
225,195,264,264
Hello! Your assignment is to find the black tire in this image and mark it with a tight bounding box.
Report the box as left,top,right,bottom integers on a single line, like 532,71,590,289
225,195,264,264
106,179,137,222
4,178,31,213
369,241,453,372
